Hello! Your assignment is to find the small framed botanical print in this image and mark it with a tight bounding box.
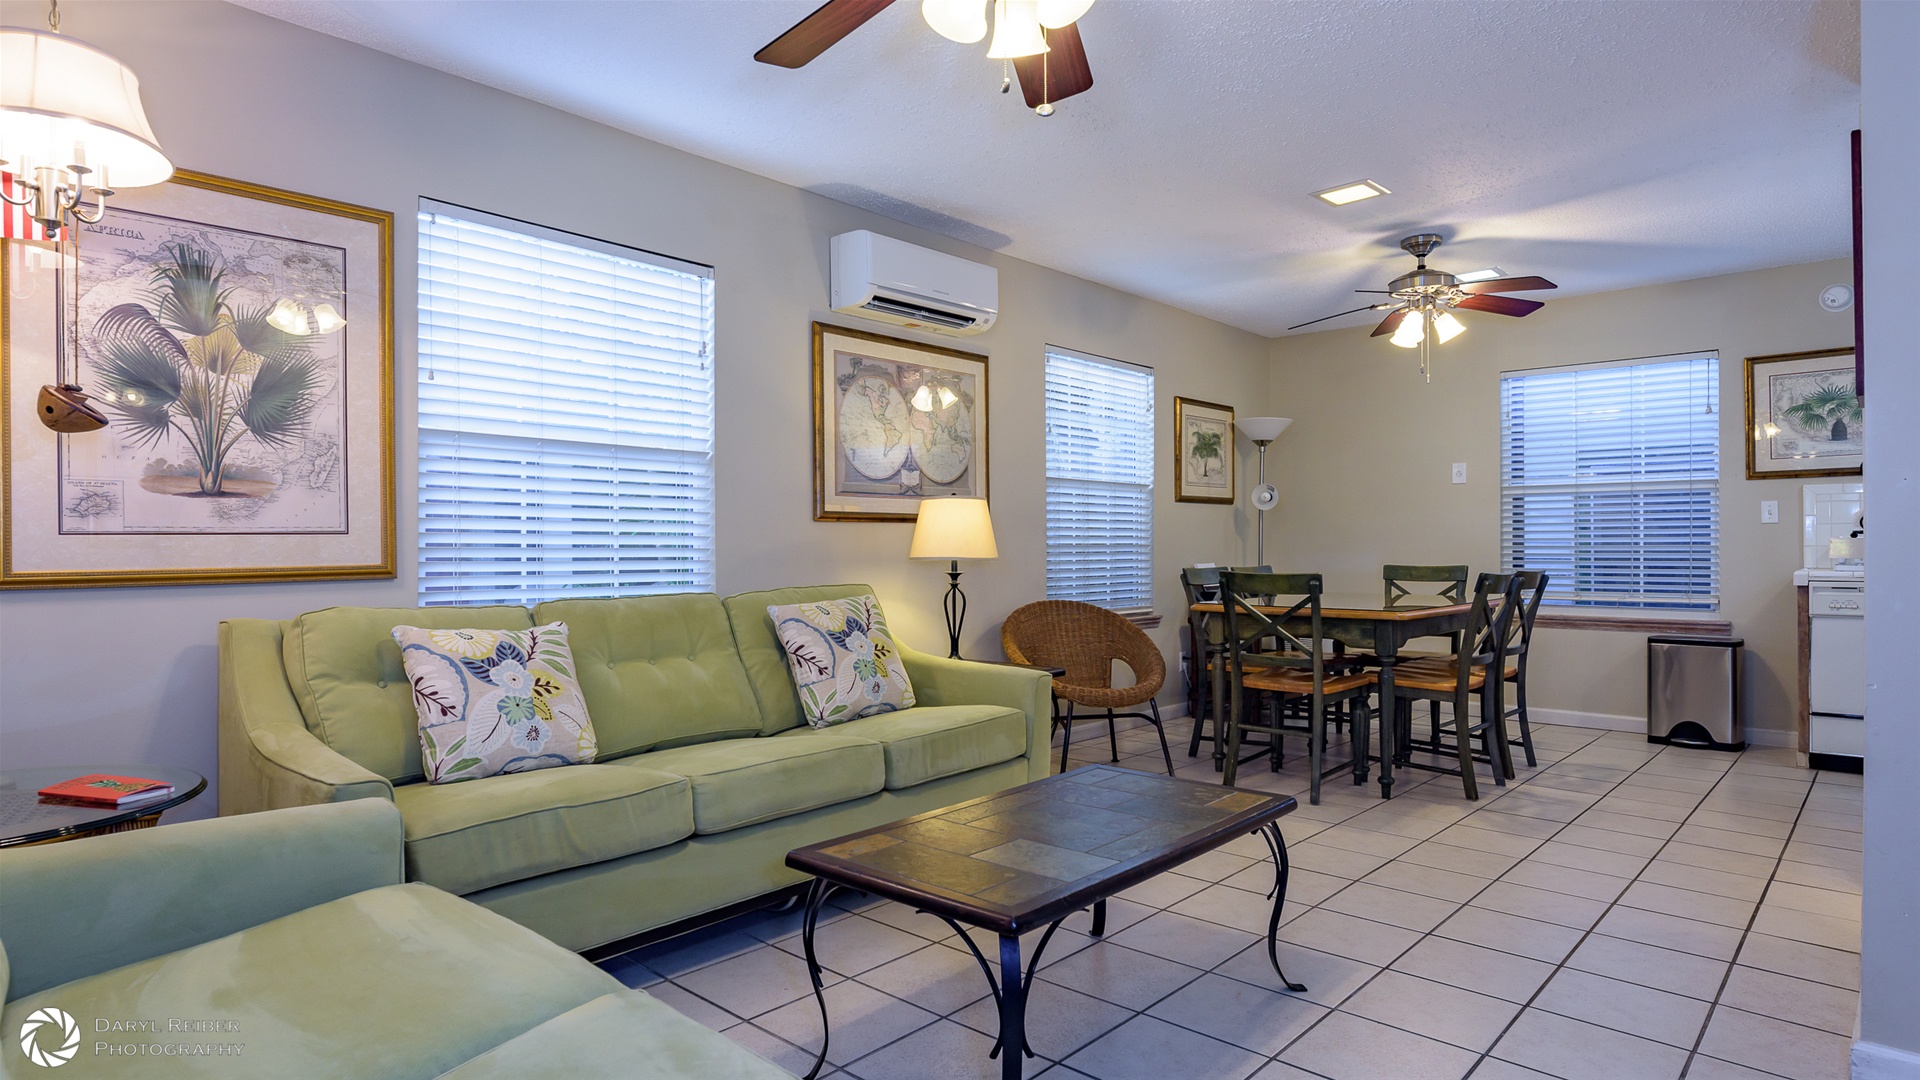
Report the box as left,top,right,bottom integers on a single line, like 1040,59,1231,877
1745,348,1862,479
1174,397,1234,504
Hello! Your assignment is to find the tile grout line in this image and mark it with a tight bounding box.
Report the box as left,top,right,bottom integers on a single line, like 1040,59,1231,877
1459,749,1806,1080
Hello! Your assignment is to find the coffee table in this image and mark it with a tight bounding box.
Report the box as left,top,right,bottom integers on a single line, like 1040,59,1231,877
784,764,1303,1079
0,765,206,848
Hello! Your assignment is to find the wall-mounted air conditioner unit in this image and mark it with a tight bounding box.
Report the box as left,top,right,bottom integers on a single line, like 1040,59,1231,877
830,230,998,336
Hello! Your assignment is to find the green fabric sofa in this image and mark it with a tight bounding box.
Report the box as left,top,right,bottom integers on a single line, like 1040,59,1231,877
0,800,792,1079
218,584,1053,952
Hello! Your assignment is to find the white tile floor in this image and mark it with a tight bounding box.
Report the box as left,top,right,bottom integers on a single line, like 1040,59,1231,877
596,719,1863,1080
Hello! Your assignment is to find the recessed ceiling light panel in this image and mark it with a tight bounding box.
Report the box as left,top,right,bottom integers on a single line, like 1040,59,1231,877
1311,179,1390,206
1454,267,1506,282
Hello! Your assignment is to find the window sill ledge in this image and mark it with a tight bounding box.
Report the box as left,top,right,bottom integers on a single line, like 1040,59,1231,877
1535,612,1732,636
1121,612,1163,630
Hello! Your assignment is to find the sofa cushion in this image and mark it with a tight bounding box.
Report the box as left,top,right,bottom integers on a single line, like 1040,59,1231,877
615,735,884,835
536,594,764,757
777,703,1027,789
285,605,533,783
436,990,792,1079
768,593,916,727
724,583,880,735
392,765,692,894
0,883,617,1080
392,621,599,783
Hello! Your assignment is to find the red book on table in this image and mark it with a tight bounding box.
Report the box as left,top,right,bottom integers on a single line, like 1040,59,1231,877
38,774,175,807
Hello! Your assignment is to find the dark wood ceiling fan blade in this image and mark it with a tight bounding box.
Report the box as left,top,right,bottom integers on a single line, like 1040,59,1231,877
1370,309,1409,337
755,0,895,68
1013,23,1094,108
1460,275,1557,295
1456,294,1545,317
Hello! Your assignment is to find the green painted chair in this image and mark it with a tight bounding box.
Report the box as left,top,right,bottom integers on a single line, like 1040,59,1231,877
1180,565,1269,759
1382,563,1470,747
1388,573,1522,800
1220,571,1376,804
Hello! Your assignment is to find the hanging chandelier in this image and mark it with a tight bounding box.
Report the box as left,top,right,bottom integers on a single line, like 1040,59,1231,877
1,0,174,431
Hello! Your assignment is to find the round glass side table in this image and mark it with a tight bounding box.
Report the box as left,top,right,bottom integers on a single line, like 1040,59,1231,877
0,765,207,848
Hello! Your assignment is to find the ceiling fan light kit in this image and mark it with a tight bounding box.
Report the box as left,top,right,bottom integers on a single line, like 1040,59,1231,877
1290,233,1557,382
762,0,1095,116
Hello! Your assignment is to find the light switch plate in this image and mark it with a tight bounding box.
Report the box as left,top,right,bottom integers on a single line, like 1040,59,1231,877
1451,463,1467,484
1761,500,1779,523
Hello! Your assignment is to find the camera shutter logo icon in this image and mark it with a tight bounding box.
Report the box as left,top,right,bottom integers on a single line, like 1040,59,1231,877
19,1007,79,1068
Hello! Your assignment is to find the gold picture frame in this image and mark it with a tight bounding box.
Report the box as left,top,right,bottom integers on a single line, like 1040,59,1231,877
813,322,988,522
1744,348,1861,480
1174,396,1235,503
3,169,395,588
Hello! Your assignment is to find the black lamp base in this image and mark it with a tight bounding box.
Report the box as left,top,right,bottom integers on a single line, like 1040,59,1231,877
942,560,966,660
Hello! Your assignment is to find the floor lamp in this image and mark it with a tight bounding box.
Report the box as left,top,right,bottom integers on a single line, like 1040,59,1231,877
909,496,999,659
1235,417,1292,566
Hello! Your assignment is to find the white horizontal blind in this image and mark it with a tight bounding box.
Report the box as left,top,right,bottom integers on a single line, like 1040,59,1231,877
1501,352,1719,609
1045,348,1154,612
417,203,715,606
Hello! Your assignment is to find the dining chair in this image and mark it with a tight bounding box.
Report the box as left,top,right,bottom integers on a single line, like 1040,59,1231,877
1382,563,1470,747
1385,572,1521,800
1500,570,1549,767
1180,565,1270,759
1003,600,1175,776
1220,571,1376,804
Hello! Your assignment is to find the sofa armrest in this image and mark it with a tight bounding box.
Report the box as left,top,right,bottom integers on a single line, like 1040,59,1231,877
901,645,1054,783
0,799,405,1001
219,618,393,815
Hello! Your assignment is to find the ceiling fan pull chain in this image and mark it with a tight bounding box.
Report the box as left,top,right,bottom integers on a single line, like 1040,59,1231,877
1036,46,1054,115
1001,58,1011,93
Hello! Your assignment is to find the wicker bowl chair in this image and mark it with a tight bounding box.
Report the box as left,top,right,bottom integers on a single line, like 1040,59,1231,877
1002,600,1174,776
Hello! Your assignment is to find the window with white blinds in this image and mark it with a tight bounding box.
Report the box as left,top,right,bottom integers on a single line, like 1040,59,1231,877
1045,348,1155,612
1500,351,1720,610
416,201,715,606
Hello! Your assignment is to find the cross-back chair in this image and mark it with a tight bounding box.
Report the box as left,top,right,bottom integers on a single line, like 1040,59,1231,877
1386,572,1520,800
1220,571,1376,804
1181,565,1270,758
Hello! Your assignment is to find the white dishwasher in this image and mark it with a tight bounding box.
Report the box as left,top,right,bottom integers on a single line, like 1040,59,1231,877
1808,582,1866,768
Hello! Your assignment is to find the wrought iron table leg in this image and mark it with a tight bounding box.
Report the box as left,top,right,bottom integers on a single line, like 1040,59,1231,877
1089,897,1107,937
1258,823,1308,992
997,934,1029,1080
798,877,844,1080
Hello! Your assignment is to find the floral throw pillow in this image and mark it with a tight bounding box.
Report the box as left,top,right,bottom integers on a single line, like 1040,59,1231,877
391,622,598,784
768,594,916,728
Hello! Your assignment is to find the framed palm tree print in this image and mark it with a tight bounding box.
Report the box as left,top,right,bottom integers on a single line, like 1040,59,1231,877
2,170,394,588
1174,396,1234,503
1745,348,1862,480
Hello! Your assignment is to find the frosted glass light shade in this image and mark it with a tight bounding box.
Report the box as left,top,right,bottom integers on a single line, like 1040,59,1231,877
1236,416,1292,444
986,0,1049,58
1390,311,1425,348
0,29,172,188
1036,0,1095,28
923,0,989,43
910,496,999,560
1433,310,1466,343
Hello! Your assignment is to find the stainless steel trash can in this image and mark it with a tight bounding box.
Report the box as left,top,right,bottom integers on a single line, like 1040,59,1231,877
1647,636,1745,751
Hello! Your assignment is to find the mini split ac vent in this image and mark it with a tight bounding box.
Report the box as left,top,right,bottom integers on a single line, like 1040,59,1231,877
830,230,999,336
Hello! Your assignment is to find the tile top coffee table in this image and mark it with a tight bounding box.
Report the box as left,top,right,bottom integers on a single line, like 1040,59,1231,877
785,764,1303,1079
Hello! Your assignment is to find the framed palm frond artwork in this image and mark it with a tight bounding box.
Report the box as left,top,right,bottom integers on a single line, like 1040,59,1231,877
1745,348,1861,480
1174,396,1234,503
2,170,394,588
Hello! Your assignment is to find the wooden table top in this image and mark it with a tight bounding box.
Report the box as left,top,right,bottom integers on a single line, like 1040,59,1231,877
1190,594,1471,622
786,764,1295,935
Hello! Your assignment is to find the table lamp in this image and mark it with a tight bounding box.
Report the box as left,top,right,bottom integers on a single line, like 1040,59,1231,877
1235,417,1292,565
910,496,999,659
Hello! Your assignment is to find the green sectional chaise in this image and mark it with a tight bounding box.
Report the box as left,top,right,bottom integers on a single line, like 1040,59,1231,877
0,800,792,1079
218,584,1053,952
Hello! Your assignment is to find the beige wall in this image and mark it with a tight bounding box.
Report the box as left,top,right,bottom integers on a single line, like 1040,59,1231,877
1266,259,1856,742
0,0,1272,813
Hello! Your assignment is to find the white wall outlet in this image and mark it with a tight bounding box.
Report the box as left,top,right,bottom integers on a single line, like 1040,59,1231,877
1761,500,1780,523
1451,463,1467,485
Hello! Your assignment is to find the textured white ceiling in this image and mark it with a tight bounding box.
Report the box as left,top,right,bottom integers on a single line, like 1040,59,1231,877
229,0,1860,337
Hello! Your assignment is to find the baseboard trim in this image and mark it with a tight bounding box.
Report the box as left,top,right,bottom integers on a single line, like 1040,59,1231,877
1528,707,1643,732
1851,1039,1920,1079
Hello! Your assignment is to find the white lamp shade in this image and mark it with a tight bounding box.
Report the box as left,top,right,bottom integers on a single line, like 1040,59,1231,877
0,29,172,189
923,0,989,42
910,496,999,560
1236,416,1293,443
985,0,1050,58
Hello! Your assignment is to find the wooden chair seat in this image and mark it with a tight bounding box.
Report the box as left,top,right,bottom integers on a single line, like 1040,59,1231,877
1389,665,1489,693
1396,657,1520,680
1240,668,1375,696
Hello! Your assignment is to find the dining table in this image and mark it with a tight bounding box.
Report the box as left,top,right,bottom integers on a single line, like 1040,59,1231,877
1188,593,1474,800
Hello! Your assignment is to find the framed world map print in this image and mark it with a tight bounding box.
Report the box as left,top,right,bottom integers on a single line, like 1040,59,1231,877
813,322,987,521
1745,347,1861,480
2,170,393,588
